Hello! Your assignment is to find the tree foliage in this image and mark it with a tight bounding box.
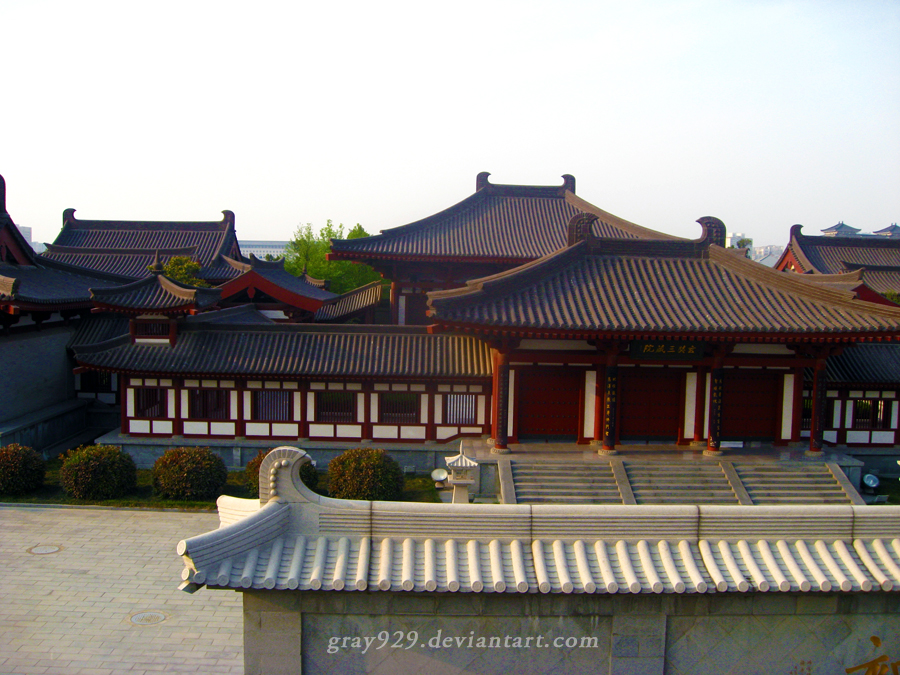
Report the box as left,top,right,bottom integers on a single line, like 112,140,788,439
283,221,381,295
155,256,211,287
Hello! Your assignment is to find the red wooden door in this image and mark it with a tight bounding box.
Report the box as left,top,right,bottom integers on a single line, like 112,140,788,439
721,369,782,439
619,367,682,440
517,368,582,438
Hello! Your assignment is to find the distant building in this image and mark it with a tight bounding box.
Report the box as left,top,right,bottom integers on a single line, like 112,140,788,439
14,224,44,253
240,240,289,260
750,244,784,267
819,222,900,239
725,231,750,248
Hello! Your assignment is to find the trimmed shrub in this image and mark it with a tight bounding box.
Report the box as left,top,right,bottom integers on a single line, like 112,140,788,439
152,447,227,501
245,449,318,498
0,443,46,495
59,444,137,500
327,448,404,501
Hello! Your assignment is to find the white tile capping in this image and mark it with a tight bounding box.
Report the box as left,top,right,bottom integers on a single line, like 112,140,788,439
178,454,900,597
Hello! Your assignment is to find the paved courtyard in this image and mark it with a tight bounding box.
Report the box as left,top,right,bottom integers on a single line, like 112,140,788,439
0,506,243,675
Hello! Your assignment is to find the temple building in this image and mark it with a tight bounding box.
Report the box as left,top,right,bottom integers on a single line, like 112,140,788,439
776,225,900,452
328,172,679,325
59,176,900,462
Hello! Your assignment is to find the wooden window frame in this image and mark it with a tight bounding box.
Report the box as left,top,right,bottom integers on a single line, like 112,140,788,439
379,392,419,425
316,391,355,424
444,392,477,426
134,387,167,418
188,389,229,421
251,389,292,422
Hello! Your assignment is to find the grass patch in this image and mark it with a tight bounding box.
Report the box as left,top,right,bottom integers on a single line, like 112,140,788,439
873,476,900,505
0,460,440,508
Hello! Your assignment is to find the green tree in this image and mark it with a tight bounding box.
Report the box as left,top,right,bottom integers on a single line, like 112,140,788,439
284,221,381,295
154,256,211,287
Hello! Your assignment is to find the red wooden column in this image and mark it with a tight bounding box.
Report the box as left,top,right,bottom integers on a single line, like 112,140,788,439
705,353,725,456
600,351,620,455
492,351,511,454
808,356,829,455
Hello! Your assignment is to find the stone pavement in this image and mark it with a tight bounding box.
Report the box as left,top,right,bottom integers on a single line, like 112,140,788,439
0,506,243,675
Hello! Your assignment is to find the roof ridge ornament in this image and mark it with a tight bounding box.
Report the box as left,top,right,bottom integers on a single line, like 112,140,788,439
475,172,491,191
149,250,165,274
0,174,6,214
567,213,598,247
697,216,726,248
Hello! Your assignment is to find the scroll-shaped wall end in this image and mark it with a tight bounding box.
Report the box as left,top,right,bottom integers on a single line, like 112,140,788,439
258,446,316,504
697,216,726,248
567,212,598,247
475,172,492,191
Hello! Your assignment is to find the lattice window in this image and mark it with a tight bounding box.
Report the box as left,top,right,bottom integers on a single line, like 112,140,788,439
445,393,476,425
133,322,169,337
316,391,355,423
189,389,229,420
134,388,166,418
251,390,291,422
853,399,891,430
379,392,419,425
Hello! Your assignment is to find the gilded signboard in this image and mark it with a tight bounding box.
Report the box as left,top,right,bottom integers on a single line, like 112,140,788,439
629,341,706,360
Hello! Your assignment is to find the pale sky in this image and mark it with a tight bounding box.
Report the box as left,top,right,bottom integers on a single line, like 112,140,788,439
1,0,897,248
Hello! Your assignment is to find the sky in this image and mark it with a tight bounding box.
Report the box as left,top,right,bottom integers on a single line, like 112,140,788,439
1,0,897,248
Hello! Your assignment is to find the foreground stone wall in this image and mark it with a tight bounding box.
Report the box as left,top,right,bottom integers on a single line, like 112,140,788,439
242,589,900,675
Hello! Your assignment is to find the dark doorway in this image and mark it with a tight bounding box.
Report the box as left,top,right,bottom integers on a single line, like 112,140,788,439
516,367,583,440
619,367,683,441
721,369,782,440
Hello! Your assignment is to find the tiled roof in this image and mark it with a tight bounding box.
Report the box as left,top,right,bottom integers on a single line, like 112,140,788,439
329,173,679,263
68,314,131,349
782,225,900,275
821,222,861,236
313,281,383,322
0,258,125,306
90,273,221,313
177,447,900,595
220,256,337,304
823,344,900,385
41,209,243,280
185,305,276,326
428,223,900,339
74,324,492,378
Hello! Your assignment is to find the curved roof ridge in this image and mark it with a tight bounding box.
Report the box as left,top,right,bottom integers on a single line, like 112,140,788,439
44,243,199,256
61,208,235,230
565,192,682,241
708,245,900,316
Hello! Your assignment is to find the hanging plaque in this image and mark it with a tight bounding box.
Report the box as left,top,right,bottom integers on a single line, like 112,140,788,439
629,341,706,361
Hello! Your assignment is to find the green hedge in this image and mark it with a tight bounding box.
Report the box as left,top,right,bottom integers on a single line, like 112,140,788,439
59,445,137,500
152,447,227,501
327,448,404,501
0,443,46,495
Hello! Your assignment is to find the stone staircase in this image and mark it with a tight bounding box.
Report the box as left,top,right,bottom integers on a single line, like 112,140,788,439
623,462,740,505
511,462,623,504
507,459,863,506
732,463,857,505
